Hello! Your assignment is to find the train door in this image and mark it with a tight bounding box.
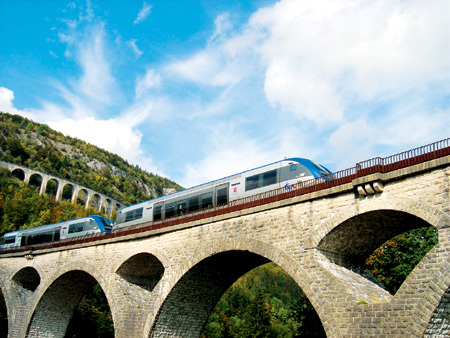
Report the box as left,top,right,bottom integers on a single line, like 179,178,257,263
153,202,163,221
215,183,229,206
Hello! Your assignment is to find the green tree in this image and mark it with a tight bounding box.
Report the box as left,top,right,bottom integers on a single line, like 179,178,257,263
365,226,438,293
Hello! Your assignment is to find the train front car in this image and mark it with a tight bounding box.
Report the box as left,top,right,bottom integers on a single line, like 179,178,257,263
0,230,22,249
113,157,332,231
0,216,114,249
230,157,332,200
61,215,114,239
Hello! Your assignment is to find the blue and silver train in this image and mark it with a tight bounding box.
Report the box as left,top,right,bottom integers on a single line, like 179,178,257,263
114,157,331,229
0,216,114,249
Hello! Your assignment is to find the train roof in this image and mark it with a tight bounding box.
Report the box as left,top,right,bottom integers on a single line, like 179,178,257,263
121,157,331,211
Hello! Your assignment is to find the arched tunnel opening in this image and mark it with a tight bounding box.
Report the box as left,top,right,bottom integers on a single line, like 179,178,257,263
0,288,7,338
29,174,42,191
317,210,438,294
12,267,41,292
116,252,165,292
10,169,25,181
150,250,325,337
45,179,58,199
26,270,114,338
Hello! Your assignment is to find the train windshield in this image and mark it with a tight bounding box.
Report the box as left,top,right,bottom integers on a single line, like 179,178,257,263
0,236,15,245
311,161,331,176
99,217,114,230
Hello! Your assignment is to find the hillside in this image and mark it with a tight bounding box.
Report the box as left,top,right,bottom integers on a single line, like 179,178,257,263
0,112,182,206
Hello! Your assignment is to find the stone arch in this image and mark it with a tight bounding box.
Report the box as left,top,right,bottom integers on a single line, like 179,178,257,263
44,178,59,198
76,188,88,207
103,198,112,215
116,252,165,292
10,168,25,181
26,270,98,337
306,197,446,249
90,193,101,209
61,183,74,201
28,173,42,191
306,197,450,335
146,237,337,337
12,267,41,292
26,261,113,338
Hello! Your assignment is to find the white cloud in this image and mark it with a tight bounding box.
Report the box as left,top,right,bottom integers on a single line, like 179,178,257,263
248,0,450,123
128,39,143,58
134,2,152,25
135,69,161,98
0,87,38,120
48,117,160,174
76,24,116,105
167,50,243,87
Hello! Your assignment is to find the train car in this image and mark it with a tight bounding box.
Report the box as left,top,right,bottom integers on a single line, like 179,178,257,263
114,158,331,229
0,215,114,249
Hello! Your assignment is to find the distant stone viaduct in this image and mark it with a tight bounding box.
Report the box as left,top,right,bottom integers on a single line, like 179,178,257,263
0,160,125,215
0,141,449,337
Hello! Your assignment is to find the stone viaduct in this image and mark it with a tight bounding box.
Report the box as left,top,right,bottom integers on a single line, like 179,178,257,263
0,140,449,337
0,160,125,216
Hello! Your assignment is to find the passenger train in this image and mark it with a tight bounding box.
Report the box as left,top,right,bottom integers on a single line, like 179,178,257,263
0,216,114,249
114,158,331,229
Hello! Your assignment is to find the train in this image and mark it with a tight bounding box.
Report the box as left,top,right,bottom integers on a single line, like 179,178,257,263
0,215,114,249
113,157,331,230
0,157,330,249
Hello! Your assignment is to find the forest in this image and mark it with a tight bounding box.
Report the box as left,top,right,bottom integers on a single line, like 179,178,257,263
0,112,438,337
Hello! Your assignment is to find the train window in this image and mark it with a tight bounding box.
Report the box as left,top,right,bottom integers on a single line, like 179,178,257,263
290,164,297,171
263,170,277,186
165,203,175,218
176,200,187,215
217,187,228,205
69,222,84,233
154,204,162,221
53,229,60,241
125,208,143,222
246,174,260,191
1,237,15,245
188,197,200,212
201,192,213,209
85,219,99,231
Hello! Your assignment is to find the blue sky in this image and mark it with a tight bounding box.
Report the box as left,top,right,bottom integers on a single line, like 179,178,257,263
1,0,449,188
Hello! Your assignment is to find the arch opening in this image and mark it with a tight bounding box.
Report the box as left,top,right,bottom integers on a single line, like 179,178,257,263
62,184,74,202
90,193,101,210
150,251,325,337
10,169,25,181
116,253,164,292
29,174,42,191
12,267,41,292
318,210,438,294
77,189,88,207
26,270,114,338
0,288,7,338
104,198,112,215
44,179,59,199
